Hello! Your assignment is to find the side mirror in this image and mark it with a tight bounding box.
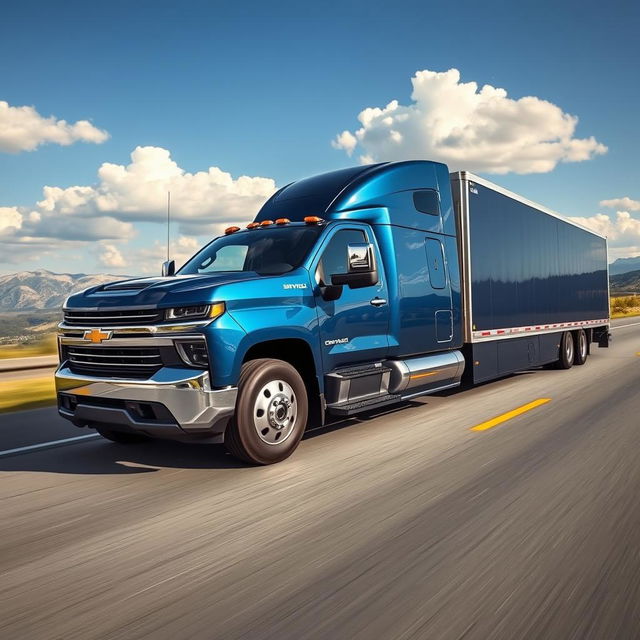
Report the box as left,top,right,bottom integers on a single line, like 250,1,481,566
162,260,176,277
331,243,379,289
347,243,374,272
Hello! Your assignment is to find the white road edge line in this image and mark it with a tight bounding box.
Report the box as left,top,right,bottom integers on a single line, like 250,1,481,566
0,434,100,458
610,321,640,330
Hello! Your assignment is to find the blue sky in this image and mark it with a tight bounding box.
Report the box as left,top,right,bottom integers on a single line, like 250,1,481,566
1,0,639,274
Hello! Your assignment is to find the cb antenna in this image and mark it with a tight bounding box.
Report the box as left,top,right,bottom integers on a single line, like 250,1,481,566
166,191,171,261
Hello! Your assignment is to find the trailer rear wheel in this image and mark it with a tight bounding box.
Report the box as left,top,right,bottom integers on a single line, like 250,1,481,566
573,329,588,365
225,358,308,465
555,331,574,369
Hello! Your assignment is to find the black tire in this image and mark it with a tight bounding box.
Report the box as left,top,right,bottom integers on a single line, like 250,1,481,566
96,428,150,444
573,329,588,365
555,331,574,369
225,358,308,465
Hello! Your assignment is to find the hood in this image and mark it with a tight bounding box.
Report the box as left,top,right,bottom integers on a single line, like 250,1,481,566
65,272,267,309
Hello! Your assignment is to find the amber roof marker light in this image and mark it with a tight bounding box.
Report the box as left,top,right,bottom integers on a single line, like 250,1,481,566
224,226,240,235
260,220,274,227
275,218,290,225
246,222,260,229
304,216,324,224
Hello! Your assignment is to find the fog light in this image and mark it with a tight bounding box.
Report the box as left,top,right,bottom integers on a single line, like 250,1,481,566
177,341,209,368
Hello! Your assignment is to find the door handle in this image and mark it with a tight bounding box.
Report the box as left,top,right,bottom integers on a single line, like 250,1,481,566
370,297,387,307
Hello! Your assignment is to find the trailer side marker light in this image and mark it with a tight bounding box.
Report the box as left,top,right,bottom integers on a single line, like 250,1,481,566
410,370,441,380
260,220,274,226
275,218,290,225
225,226,240,235
246,222,260,229
470,398,551,432
304,216,324,224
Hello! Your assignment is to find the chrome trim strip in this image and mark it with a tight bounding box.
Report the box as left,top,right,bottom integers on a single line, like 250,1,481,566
450,173,473,343
471,318,610,342
56,365,211,386
63,305,158,312
67,352,161,359
58,320,211,334
64,314,159,320
68,359,160,368
60,336,178,347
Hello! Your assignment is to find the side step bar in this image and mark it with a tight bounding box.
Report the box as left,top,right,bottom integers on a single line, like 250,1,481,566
329,394,402,417
325,351,465,417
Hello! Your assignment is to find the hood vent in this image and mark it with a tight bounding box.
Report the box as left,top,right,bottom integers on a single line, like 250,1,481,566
103,279,163,291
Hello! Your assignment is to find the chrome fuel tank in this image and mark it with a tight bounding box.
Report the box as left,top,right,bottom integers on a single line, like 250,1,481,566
385,351,465,394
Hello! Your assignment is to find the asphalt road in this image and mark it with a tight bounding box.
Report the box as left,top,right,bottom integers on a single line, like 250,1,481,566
0,318,639,639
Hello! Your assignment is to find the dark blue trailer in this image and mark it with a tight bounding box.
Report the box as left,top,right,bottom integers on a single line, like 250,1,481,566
451,171,610,383
56,161,611,464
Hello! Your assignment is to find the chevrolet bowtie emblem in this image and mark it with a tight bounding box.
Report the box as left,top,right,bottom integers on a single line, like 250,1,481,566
83,328,113,344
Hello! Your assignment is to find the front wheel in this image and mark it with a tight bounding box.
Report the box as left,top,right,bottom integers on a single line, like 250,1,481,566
225,358,308,465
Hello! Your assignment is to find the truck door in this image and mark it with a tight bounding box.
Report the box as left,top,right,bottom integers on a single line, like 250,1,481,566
425,237,453,344
314,226,389,372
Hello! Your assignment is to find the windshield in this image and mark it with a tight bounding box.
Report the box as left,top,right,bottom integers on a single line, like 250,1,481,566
178,225,323,276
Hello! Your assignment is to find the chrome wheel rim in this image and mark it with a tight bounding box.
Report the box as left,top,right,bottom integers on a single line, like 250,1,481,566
566,334,574,362
579,332,587,359
253,379,297,445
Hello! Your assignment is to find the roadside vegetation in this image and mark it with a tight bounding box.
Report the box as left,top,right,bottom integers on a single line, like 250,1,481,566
610,295,640,318
0,376,56,413
0,334,57,359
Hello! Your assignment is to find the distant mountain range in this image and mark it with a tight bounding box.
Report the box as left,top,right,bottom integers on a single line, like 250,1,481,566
609,256,640,276
610,269,640,294
0,264,638,316
0,270,125,312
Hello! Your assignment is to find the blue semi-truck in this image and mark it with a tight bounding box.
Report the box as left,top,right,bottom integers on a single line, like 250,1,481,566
55,161,610,464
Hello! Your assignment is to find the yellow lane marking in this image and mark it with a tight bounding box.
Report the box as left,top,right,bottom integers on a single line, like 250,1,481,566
471,398,551,432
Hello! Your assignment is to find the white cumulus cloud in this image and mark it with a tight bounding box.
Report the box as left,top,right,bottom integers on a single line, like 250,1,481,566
35,146,277,233
0,100,109,153
569,210,640,259
0,207,23,234
332,68,607,174
0,147,277,270
599,197,640,212
99,244,127,268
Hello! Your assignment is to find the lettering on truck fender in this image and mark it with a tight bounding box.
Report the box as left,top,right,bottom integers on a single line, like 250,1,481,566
325,338,349,346
282,283,307,290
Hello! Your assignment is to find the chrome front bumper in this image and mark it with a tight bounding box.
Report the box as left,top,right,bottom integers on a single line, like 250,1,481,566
55,365,237,443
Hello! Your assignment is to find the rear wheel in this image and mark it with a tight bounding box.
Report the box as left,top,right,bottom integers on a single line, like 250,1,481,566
573,329,588,365
225,358,308,465
555,331,574,369
96,428,150,444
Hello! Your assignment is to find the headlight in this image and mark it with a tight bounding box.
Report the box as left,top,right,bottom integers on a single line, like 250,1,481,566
165,302,225,322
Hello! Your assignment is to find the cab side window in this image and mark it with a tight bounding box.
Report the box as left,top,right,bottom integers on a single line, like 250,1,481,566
317,229,366,284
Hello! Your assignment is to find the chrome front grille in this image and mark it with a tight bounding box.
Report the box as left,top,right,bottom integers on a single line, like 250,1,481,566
63,345,164,379
63,308,162,327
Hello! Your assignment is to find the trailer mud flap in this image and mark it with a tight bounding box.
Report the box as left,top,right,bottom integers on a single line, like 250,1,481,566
594,327,611,348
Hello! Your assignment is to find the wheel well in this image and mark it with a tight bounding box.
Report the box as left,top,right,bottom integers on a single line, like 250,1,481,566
243,339,323,427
